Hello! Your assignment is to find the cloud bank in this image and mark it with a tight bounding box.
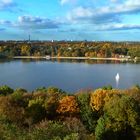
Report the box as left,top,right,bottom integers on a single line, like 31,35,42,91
67,0,140,25
0,16,59,30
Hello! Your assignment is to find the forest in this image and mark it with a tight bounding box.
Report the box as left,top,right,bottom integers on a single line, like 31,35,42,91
0,41,140,59
0,85,140,140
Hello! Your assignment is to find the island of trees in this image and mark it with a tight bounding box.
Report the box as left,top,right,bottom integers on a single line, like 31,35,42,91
0,41,140,60
0,85,140,140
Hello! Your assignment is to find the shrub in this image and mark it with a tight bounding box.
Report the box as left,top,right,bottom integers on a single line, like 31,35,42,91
0,96,25,125
47,87,66,95
31,121,69,140
44,96,59,119
11,88,27,102
64,133,79,140
63,117,87,134
102,85,113,90
0,85,14,96
35,87,48,93
0,122,28,140
25,98,46,125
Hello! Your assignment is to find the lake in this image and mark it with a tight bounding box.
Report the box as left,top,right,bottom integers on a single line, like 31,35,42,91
0,59,140,93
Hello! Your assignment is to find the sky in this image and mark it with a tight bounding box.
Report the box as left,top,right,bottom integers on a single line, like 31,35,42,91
0,0,140,41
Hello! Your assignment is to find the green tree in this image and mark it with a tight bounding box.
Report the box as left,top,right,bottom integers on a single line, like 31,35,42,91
104,94,139,128
95,94,139,140
25,97,46,125
77,93,98,132
0,85,14,96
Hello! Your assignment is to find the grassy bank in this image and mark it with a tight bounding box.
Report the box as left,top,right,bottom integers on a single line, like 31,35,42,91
0,85,140,140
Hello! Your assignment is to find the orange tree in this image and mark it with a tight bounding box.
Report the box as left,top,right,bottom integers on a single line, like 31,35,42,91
57,96,79,117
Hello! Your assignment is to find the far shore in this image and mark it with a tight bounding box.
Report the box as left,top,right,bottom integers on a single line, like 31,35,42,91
13,56,133,61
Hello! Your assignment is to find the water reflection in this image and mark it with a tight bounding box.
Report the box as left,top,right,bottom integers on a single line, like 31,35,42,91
0,58,140,64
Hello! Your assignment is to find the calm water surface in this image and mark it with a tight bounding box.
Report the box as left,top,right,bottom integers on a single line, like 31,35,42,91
0,59,140,92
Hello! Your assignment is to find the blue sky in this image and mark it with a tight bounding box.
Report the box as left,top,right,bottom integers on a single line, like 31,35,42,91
0,0,140,41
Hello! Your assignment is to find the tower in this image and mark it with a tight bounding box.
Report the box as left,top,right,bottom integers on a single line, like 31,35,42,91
29,34,30,42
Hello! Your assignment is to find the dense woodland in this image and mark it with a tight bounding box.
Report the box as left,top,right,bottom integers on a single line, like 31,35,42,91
0,85,140,140
0,41,140,58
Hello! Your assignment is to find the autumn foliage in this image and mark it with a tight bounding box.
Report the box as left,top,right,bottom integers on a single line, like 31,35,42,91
90,89,121,112
0,85,139,140
90,89,108,112
57,96,79,116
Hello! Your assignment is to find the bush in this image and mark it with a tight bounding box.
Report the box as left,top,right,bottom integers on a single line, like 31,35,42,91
31,121,69,140
102,85,113,90
64,133,79,140
14,88,27,94
0,96,25,125
63,117,87,134
44,96,59,119
35,87,48,93
0,119,28,140
47,87,66,95
0,85,14,95
25,98,46,125
11,88,27,102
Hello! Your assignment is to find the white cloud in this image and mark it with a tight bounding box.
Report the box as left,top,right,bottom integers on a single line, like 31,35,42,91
0,15,59,30
16,16,59,29
67,6,120,24
67,0,140,24
0,0,13,7
67,7,93,21
98,23,140,31
0,0,17,11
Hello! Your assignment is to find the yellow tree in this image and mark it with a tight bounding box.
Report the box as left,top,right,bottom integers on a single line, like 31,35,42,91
21,44,31,56
90,89,108,112
57,96,79,117
90,89,120,113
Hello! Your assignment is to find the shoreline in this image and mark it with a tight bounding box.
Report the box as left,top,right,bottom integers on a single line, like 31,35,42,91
13,56,132,61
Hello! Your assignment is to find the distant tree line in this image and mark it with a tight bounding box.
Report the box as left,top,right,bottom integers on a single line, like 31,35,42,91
0,41,140,58
0,85,140,139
